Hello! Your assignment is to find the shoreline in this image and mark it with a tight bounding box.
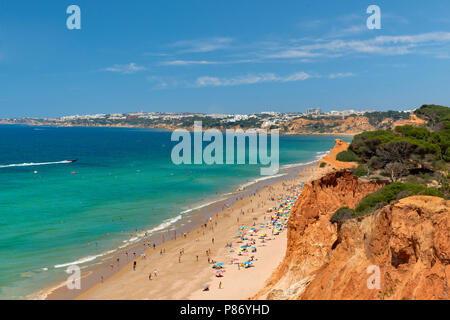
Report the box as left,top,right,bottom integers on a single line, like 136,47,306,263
75,163,325,300
36,159,325,300
0,123,356,137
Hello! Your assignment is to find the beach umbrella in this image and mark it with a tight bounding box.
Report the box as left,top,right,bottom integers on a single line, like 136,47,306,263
217,263,223,266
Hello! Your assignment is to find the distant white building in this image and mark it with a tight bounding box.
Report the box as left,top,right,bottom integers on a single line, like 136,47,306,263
305,108,321,115
261,111,281,116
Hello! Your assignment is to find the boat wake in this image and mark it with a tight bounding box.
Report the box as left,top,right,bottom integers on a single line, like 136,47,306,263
0,160,76,168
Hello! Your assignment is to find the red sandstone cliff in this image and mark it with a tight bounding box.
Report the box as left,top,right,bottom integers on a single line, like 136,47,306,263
254,171,449,300
285,116,377,135
392,114,427,129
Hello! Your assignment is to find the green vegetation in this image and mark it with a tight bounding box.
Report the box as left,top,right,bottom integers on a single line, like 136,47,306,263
414,104,450,125
330,105,449,224
330,207,354,224
319,162,327,168
350,105,450,173
354,182,442,215
352,164,368,177
336,150,359,162
364,110,410,126
330,182,443,222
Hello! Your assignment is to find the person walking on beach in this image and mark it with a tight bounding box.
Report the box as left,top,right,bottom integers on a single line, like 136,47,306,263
149,273,152,280
219,282,222,289
133,261,136,271
154,269,158,277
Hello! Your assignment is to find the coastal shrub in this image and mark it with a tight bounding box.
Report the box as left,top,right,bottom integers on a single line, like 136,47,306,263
444,147,450,162
395,125,430,140
368,156,382,170
354,182,443,215
376,141,417,165
330,207,355,224
384,162,409,182
319,162,327,168
405,175,419,184
414,104,450,125
439,176,450,200
365,111,410,126
350,121,447,164
352,164,368,177
350,129,397,161
374,201,388,211
396,190,413,201
330,183,444,223
336,150,359,162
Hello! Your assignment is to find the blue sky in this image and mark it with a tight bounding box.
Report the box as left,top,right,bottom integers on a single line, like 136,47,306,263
0,0,449,117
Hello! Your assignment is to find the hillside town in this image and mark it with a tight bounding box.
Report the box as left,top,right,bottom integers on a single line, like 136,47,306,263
1,108,416,135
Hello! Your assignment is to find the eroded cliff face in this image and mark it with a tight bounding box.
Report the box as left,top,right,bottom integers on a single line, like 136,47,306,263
254,172,449,300
254,171,385,299
392,114,427,129
285,116,377,135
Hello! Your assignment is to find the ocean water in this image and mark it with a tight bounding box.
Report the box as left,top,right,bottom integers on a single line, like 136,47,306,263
0,125,349,299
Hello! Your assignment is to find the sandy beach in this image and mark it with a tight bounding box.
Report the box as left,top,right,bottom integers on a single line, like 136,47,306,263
61,164,326,300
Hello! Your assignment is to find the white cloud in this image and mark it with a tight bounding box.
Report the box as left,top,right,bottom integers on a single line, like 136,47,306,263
194,72,312,87
328,72,355,79
170,37,233,53
326,25,367,38
265,50,322,59
147,70,354,89
104,63,146,74
160,60,217,66
159,58,262,67
263,32,450,60
372,32,450,44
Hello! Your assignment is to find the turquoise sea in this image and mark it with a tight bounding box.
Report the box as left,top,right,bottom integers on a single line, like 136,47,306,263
0,125,349,299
